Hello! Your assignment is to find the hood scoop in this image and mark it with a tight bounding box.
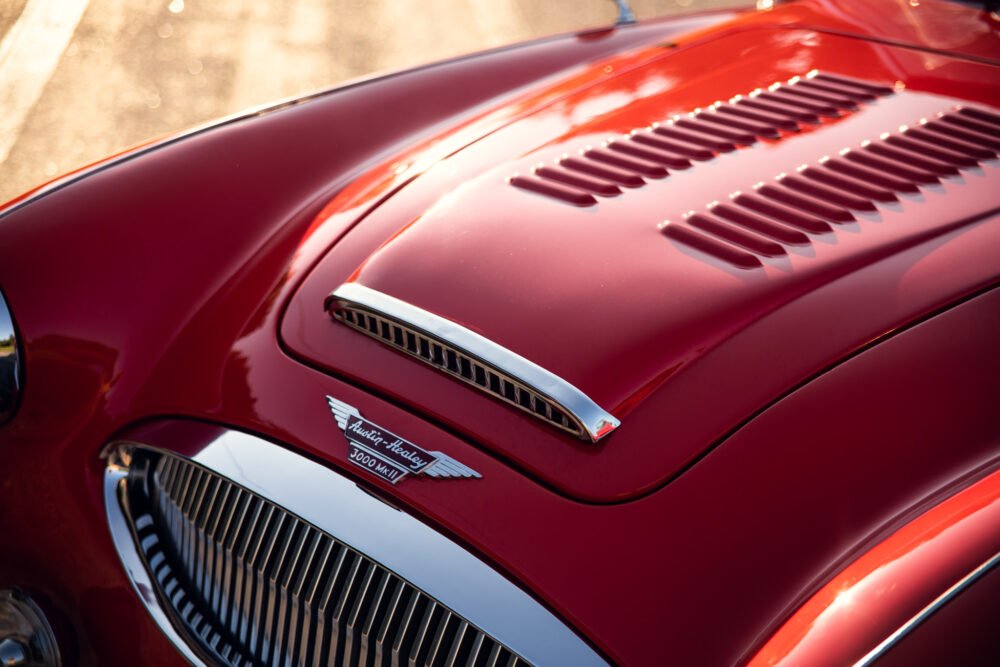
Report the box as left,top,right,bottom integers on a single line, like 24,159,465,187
327,283,620,442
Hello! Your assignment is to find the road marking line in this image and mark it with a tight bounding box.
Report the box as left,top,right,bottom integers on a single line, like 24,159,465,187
0,0,91,165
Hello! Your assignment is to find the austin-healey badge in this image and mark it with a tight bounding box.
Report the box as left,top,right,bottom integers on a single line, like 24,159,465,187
326,395,481,484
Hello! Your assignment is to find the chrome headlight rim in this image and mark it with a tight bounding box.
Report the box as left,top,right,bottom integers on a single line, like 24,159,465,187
0,287,22,425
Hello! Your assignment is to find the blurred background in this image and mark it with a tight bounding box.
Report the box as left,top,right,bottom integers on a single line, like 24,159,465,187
0,0,745,203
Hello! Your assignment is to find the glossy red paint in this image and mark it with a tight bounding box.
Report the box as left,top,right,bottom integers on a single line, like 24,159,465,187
283,19,1000,500
0,2,997,666
748,468,1000,666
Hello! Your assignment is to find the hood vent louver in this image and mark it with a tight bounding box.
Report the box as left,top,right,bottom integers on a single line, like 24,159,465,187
662,106,999,270
510,71,894,207
325,283,620,442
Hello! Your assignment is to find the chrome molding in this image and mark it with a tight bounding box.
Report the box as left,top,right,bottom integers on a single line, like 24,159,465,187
855,550,1000,666
104,447,208,667
327,282,620,442
104,429,607,666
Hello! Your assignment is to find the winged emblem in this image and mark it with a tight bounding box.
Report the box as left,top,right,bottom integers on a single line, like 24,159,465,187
326,395,481,484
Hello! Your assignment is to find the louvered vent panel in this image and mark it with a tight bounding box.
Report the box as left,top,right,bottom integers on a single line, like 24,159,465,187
124,451,531,667
662,106,999,269
334,306,584,439
510,71,893,206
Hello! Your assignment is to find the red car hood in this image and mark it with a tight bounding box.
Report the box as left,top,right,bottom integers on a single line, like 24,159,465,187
282,10,1000,502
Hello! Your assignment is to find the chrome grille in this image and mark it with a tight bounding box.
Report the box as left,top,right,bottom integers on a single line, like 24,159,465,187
334,305,586,440
125,450,530,667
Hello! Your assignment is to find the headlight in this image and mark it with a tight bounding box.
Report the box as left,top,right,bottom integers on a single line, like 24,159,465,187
0,589,61,666
0,289,21,424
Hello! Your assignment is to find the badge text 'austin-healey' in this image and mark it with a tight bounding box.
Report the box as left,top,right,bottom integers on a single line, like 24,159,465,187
327,395,481,484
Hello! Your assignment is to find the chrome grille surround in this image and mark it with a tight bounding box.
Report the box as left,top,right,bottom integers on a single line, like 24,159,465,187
326,283,620,443
104,429,606,667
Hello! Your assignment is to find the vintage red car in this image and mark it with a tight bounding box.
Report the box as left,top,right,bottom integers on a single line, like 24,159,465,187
1,0,998,665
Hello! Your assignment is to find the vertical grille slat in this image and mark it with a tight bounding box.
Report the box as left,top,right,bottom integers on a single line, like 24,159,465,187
209,485,237,618
374,578,411,666
330,554,366,665
126,452,531,667
313,545,350,667
252,512,289,660
183,469,208,598
196,477,223,604
297,537,334,667
391,589,426,665
220,490,250,637
244,505,278,648
266,523,306,666
406,599,442,667
284,529,322,667
232,497,264,639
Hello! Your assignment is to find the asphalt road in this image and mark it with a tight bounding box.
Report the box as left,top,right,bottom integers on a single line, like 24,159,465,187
0,0,742,203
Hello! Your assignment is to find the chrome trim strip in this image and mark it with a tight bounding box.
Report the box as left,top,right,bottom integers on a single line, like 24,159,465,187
104,430,607,666
855,550,1000,666
328,282,621,442
103,449,208,667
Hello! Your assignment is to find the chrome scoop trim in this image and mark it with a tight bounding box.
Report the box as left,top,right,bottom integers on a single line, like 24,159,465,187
326,282,620,442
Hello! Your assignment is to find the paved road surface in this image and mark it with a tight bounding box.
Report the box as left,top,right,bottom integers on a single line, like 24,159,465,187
0,0,742,203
